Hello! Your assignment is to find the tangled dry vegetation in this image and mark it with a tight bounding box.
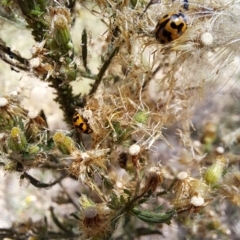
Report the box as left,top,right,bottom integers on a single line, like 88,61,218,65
0,0,240,239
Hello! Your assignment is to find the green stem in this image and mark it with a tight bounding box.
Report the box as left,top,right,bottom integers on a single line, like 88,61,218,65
89,46,120,96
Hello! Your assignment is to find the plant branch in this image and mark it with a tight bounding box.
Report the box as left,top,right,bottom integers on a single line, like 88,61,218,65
0,42,29,71
89,46,120,96
22,172,67,188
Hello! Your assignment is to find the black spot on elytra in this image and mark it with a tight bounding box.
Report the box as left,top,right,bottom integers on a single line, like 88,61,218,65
170,21,185,34
163,14,169,18
73,115,80,122
155,18,169,39
76,123,84,130
162,29,173,42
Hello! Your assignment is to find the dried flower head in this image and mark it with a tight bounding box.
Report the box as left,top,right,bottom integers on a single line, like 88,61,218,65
68,148,110,201
0,94,27,129
79,195,113,239
143,166,163,193
171,172,211,215
129,144,141,168
220,170,240,206
200,32,213,46
25,111,48,142
172,171,193,200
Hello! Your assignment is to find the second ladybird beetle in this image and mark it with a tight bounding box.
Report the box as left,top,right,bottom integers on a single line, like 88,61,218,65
73,111,93,134
155,12,187,44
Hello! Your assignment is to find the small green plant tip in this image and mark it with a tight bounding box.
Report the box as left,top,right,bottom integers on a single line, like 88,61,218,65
53,15,71,46
17,0,36,17
204,156,227,185
130,0,138,7
60,65,77,81
27,144,40,154
8,127,27,151
53,132,76,155
134,110,149,124
79,195,96,209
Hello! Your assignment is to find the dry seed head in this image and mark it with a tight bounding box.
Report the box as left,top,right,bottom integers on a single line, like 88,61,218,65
200,32,213,46
177,171,189,180
0,97,8,107
83,206,98,219
0,95,27,122
49,7,71,25
28,110,39,119
129,144,141,156
190,179,209,197
30,40,46,56
79,199,113,239
69,149,110,180
129,144,141,168
190,195,205,207
143,166,163,193
25,112,47,141
220,171,240,206
215,146,224,155
173,172,193,200
29,57,42,68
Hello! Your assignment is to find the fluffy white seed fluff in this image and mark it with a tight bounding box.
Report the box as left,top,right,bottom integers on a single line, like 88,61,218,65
215,146,224,154
177,171,189,180
190,195,205,207
129,144,141,156
0,97,8,107
200,32,213,46
28,110,39,119
29,57,42,68
83,206,98,218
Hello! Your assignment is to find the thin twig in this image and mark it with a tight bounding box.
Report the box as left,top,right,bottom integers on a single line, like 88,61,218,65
0,42,29,69
89,46,120,96
59,182,80,210
49,206,73,233
22,172,67,188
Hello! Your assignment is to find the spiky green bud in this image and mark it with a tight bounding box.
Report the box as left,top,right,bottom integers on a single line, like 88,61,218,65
53,132,76,155
134,110,149,124
8,127,27,151
204,156,227,185
27,145,40,154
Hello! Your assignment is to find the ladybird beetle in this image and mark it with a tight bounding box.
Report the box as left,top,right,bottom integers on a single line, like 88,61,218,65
73,112,93,134
155,12,187,44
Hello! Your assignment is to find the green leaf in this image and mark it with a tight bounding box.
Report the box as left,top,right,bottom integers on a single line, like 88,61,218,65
132,208,176,224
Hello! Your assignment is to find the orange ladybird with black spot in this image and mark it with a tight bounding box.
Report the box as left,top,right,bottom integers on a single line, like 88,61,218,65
73,111,93,134
155,12,187,44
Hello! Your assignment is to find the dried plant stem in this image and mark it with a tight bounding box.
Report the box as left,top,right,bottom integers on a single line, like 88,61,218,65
22,172,67,188
89,46,120,96
0,42,29,70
